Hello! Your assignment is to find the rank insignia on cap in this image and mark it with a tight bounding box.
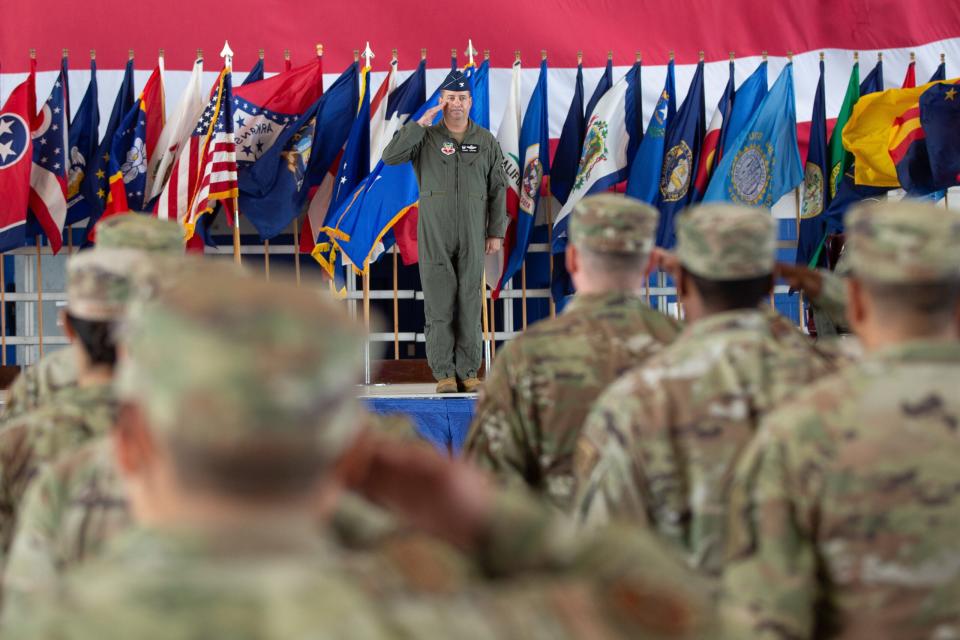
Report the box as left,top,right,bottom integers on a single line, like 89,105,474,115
440,141,456,156
440,70,471,92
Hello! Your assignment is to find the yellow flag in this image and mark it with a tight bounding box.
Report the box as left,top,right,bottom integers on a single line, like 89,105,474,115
842,80,951,188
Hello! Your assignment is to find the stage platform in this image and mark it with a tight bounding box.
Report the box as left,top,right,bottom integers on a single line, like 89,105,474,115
359,384,477,455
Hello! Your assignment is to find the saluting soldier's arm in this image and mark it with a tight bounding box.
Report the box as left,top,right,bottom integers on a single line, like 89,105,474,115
381,121,428,166
485,144,508,239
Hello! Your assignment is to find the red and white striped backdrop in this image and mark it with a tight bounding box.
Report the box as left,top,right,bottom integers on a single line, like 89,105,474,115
3,2,958,165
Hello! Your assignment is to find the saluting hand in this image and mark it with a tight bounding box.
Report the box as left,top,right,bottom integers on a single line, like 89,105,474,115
417,104,444,128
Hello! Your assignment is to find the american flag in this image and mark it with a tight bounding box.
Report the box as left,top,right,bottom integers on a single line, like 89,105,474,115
157,68,237,240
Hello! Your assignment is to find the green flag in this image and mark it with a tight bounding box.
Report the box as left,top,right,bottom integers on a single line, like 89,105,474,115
827,61,860,198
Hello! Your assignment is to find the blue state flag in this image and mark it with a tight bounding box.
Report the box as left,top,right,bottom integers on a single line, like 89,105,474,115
656,60,705,248
315,63,434,267
65,61,98,226
499,58,549,293
920,81,960,190
626,60,676,204
930,61,947,82
624,60,644,170
78,58,134,235
550,63,585,208
722,60,767,157
703,63,803,207
314,65,373,276
238,63,359,240
467,59,490,128
797,58,830,267
548,61,583,307
242,58,265,85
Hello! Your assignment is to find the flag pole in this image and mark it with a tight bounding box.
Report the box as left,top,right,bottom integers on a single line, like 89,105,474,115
36,238,44,358
292,219,301,287
482,272,491,375
521,263,527,330
219,42,242,265
0,255,6,367
392,245,400,359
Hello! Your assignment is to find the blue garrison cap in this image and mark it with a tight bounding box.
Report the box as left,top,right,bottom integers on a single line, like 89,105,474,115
440,70,470,92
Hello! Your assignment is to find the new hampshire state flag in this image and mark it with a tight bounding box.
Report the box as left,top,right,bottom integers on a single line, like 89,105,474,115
703,63,803,207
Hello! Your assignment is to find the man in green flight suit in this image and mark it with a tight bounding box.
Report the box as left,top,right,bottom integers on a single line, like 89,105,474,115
383,70,507,394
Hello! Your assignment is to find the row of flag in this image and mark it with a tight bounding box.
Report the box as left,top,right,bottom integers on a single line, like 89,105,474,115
0,49,955,304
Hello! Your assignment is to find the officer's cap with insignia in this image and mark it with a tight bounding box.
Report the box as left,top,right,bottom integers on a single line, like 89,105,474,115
569,194,659,255
440,70,470,93
115,261,369,464
676,203,776,280
845,200,960,283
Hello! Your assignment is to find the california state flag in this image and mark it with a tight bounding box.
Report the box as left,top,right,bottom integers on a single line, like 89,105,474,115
484,58,521,291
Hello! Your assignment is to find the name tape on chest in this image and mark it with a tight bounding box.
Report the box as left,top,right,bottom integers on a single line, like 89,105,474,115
460,143,479,154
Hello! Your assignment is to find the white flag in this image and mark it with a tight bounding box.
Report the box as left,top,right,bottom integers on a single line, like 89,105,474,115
147,57,205,201
485,58,521,291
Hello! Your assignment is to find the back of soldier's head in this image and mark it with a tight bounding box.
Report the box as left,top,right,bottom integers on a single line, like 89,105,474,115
568,194,658,283
115,262,367,500
65,249,169,368
844,200,960,330
96,213,184,255
675,204,776,311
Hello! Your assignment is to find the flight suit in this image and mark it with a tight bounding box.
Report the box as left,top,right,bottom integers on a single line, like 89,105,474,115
383,120,507,381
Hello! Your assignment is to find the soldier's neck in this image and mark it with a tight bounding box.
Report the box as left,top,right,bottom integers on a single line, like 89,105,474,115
77,365,114,388
443,117,468,133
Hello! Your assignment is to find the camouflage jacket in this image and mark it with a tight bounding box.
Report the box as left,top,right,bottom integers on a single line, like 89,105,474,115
0,382,118,560
721,340,960,639
1,347,78,422
2,413,420,609
464,292,680,510
7,490,715,639
572,308,839,576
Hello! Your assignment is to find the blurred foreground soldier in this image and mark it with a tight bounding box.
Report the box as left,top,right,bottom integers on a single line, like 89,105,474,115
10,265,715,639
572,204,838,577
465,194,679,509
0,248,163,558
722,201,960,638
383,70,507,393
1,214,183,421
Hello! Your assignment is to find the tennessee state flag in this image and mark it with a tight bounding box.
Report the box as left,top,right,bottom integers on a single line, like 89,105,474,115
0,68,36,252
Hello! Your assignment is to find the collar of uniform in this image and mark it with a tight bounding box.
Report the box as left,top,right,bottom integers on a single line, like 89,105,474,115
869,338,960,365
681,308,769,341
564,291,645,315
48,378,115,405
439,119,476,140
109,519,333,563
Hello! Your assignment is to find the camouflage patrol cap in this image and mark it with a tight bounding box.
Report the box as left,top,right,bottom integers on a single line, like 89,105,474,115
845,200,960,283
66,249,152,321
568,194,659,255
96,213,184,255
676,204,776,280
115,262,368,461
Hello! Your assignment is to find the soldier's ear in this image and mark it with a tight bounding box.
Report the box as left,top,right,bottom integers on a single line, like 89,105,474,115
60,310,77,342
113,403,157,476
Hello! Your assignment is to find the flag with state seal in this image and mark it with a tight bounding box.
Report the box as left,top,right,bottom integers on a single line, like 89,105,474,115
703,62,803,208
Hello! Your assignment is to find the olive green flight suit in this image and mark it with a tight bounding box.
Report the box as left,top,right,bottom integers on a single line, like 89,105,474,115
383,120,507,381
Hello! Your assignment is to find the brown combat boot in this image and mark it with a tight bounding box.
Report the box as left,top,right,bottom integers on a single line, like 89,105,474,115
460,377,483,393
435,377,458,393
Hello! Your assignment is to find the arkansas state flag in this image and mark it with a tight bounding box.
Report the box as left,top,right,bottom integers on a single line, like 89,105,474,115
0,72,35,252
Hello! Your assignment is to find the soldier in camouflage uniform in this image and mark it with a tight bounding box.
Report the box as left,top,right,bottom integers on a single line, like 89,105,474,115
721,201,960,639
571,204,839,578
464,194,680,510
7,263,715,639
1,214,183,421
